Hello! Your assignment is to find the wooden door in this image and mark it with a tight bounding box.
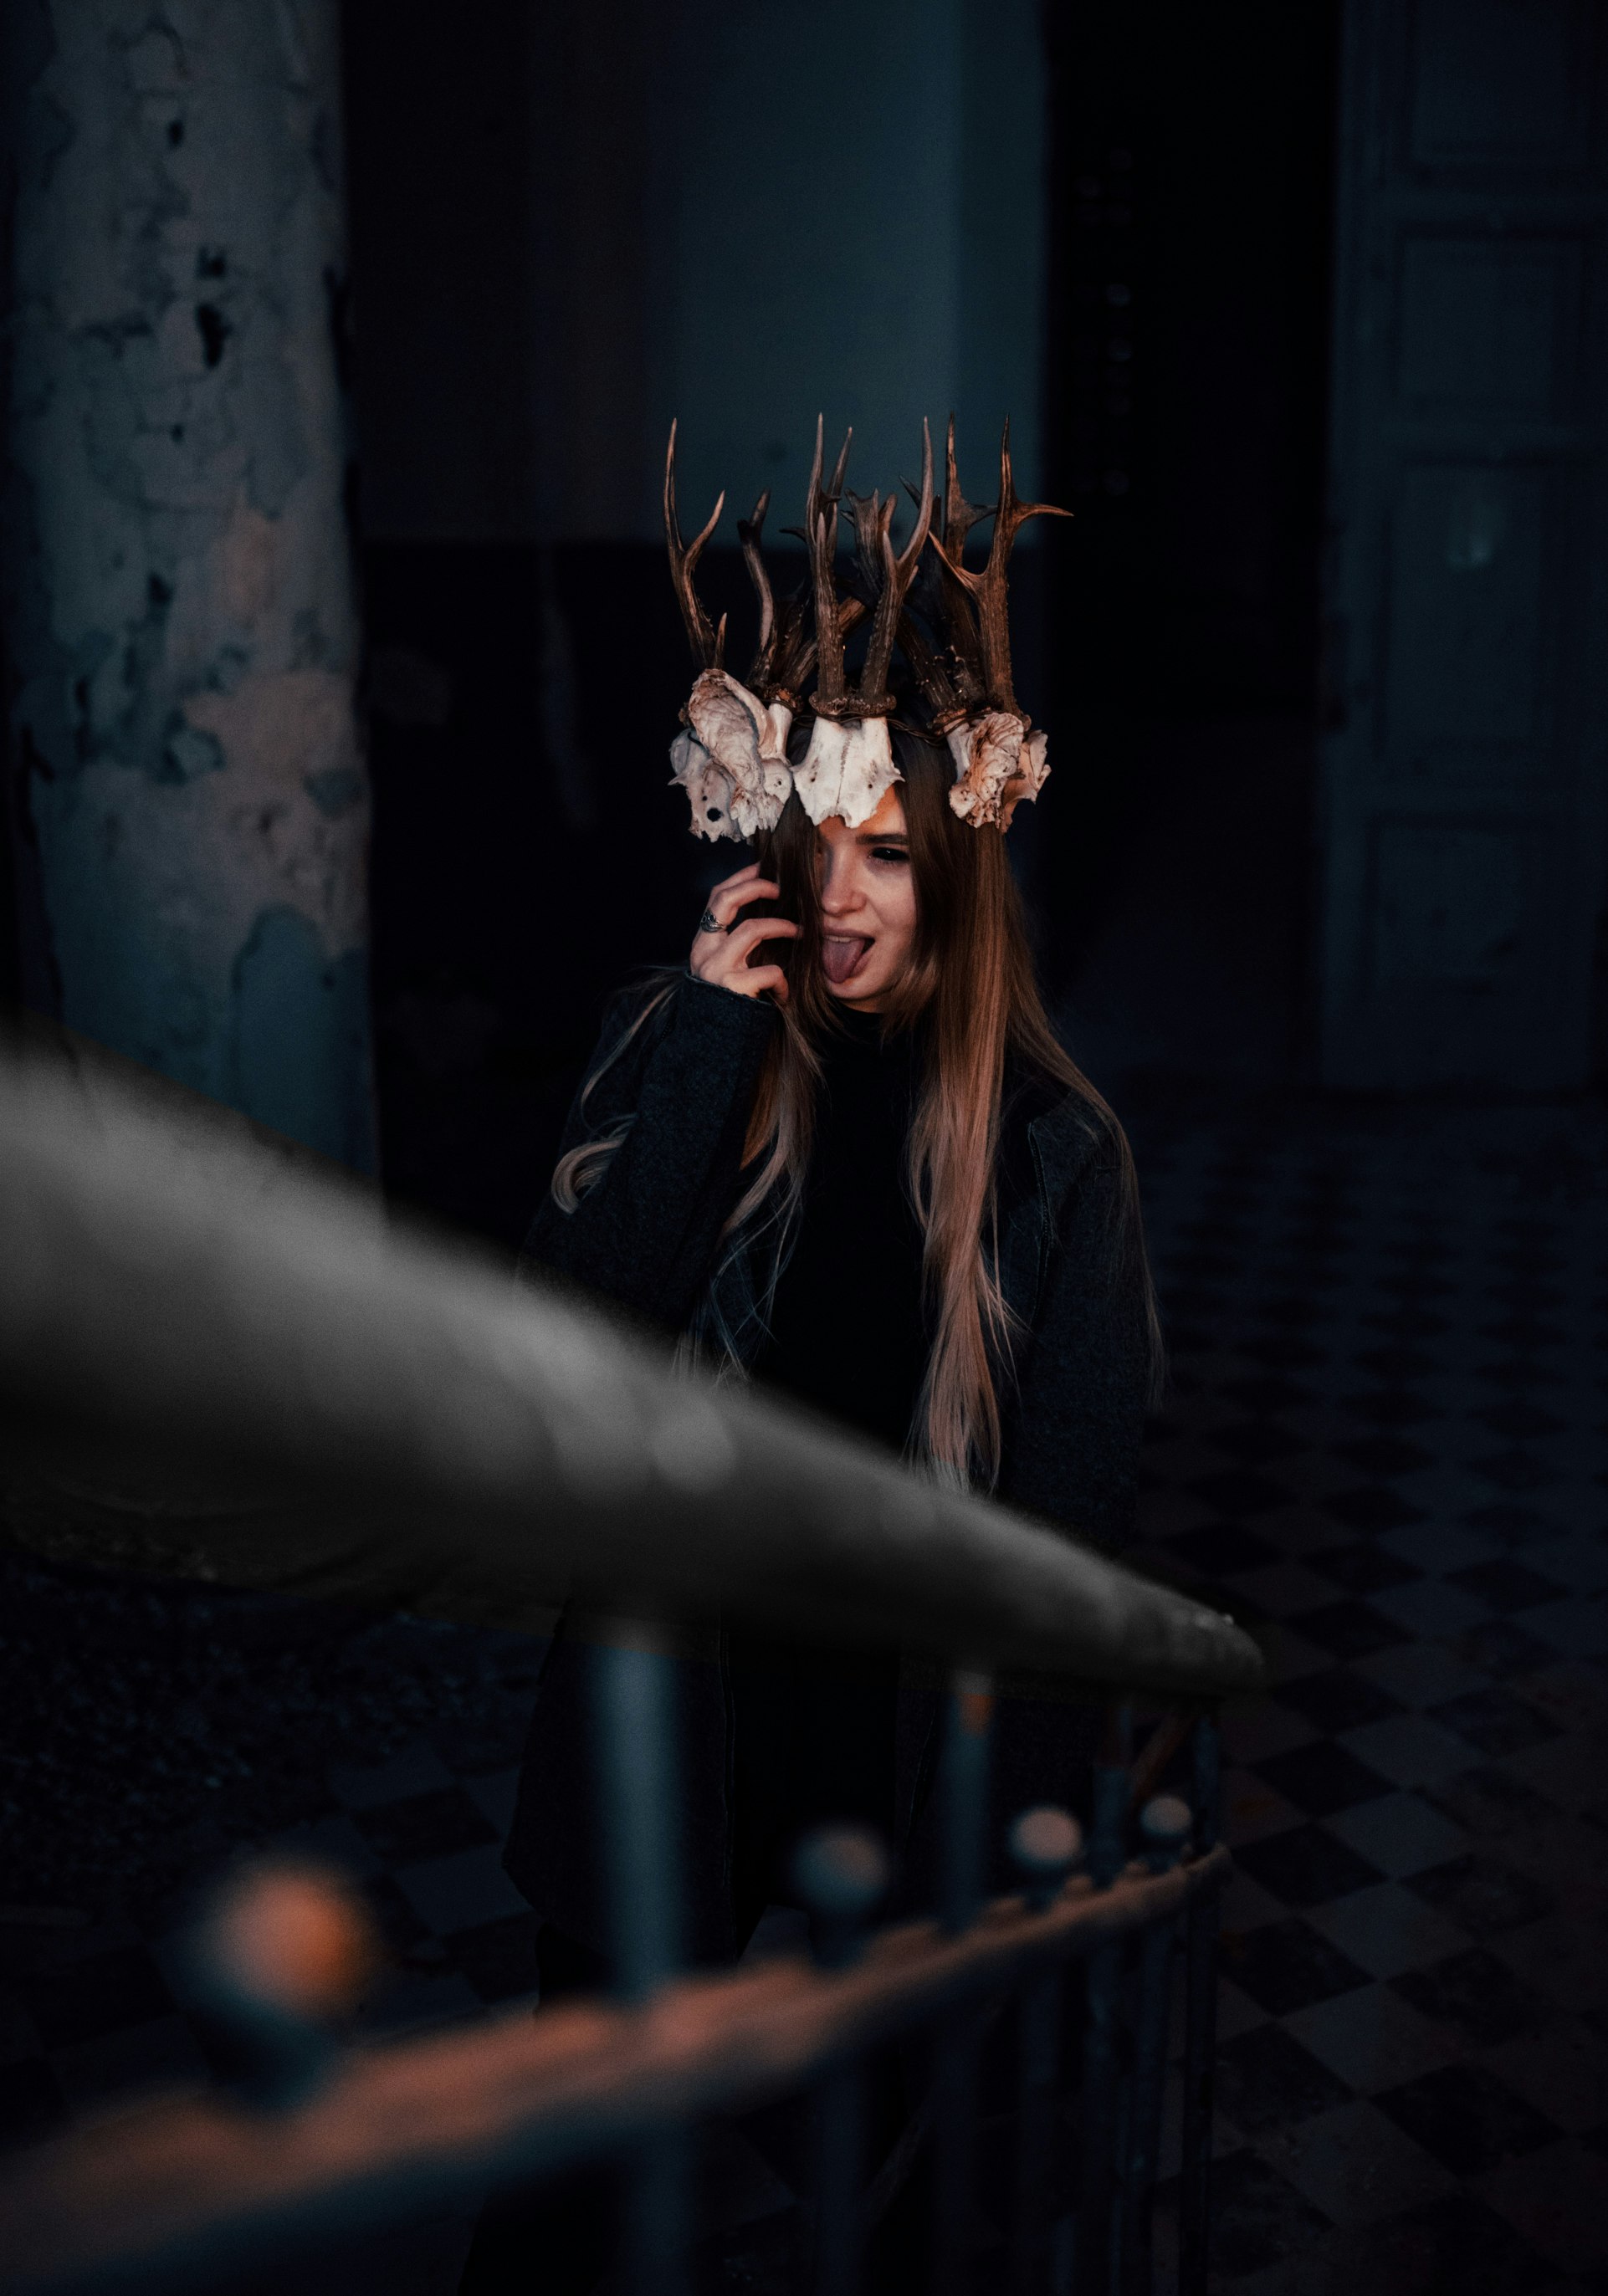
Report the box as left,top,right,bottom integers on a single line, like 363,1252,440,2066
1319,0,1608,1089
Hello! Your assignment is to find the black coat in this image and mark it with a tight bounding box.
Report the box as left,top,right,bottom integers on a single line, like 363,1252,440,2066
504,973,1155,1960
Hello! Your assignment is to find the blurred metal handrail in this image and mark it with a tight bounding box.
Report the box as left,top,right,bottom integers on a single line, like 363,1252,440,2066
0,1041,1262,1695
0,1038,1254,2292
0,1845,1227,2294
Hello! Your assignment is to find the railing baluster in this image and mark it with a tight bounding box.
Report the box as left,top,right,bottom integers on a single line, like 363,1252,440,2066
1075,1703,1132,2296
180,1860,378,2109
1008,1809,1083,2296
931,2012,981,2296
1178,1716,1221,2296
931,1668,995,2296
1121,1798,1191,2294
623,2133,693,2296
1110,2019,1134,2296
1016,1968,1064,2296
814,2066,867,2296
941,1667,996,1935
593,1626,689,2294
794,1827,890,2296
593,1627,682,1998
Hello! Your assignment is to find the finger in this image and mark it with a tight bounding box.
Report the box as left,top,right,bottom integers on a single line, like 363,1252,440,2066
723,914,799,958
741,965,789,1003
705,862,764,913
689,907,777,971
709,877,781,926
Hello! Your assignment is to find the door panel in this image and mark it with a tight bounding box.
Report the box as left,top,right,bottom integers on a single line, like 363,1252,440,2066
1384,464,1554,769
1396,238,1583,417
1408,0,1597,168
1319,0,1608,1087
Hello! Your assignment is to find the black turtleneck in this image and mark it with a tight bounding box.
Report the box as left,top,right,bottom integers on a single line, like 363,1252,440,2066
751,1008,928,1455
730,1010,924,1919
731,1015,1064,1923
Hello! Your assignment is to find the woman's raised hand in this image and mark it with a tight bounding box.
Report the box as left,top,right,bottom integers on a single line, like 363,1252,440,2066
689,862,799,1004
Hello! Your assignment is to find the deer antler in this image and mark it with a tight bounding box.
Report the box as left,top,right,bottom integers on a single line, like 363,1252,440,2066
739,488,856,703
663,420,725,669
942,414,996,562
791,420,932,831
932,418,1070,718
848,419,935,713
802,415,853,708
737,490,777,691
909,418,990,708
894,601,960,723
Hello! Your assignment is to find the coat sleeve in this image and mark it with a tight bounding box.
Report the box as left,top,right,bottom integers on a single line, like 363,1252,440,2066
520,971,777,1332
995,1138,1154,1551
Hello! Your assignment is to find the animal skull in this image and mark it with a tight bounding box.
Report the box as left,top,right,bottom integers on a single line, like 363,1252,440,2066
997,727,1049,831
945,711,1049,830
672,669,796,841
792,714,901,830
668,729,739,841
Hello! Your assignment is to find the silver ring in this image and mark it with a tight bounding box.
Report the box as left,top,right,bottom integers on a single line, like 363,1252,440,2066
698,908,723,934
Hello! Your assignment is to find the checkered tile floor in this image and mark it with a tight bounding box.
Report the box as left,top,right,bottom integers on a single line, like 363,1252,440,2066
1129,1096,1608,2293
0,1740,537,2129
0,1741,534,2290
2,1094,1605,2291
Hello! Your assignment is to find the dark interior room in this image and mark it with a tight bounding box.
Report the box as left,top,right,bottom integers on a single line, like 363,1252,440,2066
2,3,1605,2291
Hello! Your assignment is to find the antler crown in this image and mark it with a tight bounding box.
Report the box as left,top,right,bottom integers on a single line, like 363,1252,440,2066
661,415,1068,837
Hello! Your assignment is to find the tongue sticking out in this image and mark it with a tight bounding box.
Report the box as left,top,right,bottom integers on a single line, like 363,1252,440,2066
822,934,872,986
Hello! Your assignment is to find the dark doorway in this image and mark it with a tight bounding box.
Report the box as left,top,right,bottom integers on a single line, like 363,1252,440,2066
342,1,707,1249
1040,2,1339,1093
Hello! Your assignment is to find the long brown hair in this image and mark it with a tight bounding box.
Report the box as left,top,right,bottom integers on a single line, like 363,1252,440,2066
556,729,1160,1481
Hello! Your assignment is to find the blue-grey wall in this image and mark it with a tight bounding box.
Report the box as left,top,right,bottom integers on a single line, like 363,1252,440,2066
3,0,376,1169
353,0,1047,548
637,0,1046,542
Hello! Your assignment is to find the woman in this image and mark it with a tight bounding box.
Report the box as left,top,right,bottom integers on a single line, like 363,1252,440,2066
462,428,1160,2292
498,715,1159,1950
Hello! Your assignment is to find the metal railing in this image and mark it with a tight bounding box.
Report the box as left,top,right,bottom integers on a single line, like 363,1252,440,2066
0,1037,1262,2293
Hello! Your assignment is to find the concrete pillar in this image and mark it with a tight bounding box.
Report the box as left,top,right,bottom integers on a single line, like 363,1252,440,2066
3,0,376,1168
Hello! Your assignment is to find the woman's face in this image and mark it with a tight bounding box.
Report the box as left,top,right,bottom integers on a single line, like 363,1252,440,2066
813,786,918,1011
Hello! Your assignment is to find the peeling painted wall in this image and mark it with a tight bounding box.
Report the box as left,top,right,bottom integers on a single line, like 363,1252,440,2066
3,0,375,1170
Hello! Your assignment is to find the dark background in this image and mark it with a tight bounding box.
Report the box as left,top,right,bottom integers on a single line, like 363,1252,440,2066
343,0,1340,1247
3,24,1605,2285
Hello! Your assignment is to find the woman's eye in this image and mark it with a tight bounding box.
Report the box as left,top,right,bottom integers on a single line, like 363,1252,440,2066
871,846,909,865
